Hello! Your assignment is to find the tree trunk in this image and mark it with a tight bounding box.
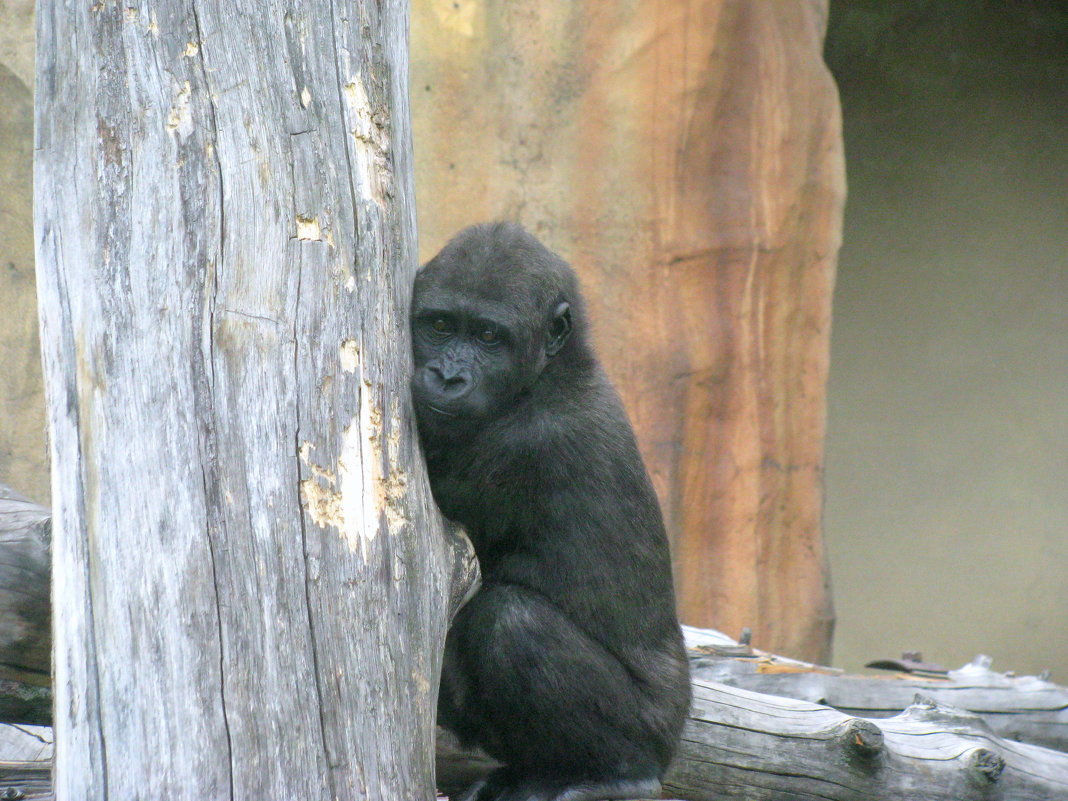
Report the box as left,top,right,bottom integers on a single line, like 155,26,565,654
34,2,460,798
411,0,841,662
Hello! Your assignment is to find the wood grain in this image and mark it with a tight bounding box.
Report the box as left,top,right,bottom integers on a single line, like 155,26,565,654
0,486,49,688
35,2,459,798
689,626,1068,754
663,681,1068,800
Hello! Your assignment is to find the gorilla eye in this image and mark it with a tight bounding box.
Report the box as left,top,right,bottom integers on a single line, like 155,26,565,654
477,328,498,344
432,317,450,333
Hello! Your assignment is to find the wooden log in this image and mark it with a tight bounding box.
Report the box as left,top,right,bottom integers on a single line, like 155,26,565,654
34,2,461,799
696,653,1068,754
3,491,1065,799
0,486,52,728
0,762,52,801
662,682,1068,800
411,0,842,663
0,482,477,732
0,486,49,683
0,529,1065,801
687,626,1068,753
436,628,1068,798
0,725,52,800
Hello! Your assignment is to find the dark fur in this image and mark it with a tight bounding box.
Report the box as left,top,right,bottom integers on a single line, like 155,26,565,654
411,223,690,801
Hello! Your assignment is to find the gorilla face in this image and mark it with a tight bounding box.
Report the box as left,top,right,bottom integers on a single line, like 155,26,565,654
410,226,572,434
411,305,526,422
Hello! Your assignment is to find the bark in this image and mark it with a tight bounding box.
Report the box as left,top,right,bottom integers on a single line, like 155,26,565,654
411,0,841,662
688,626,1068,754
34,2,461,799
662,681,1068,801
694,655,1068,755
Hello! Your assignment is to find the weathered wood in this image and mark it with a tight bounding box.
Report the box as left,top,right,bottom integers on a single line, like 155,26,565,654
0,487,49,686
664,682,1068,801
3,611,1068,800
0,762,52,801
0,486,52,727
436,627,1068,798
696,654,1068,754
411,0,841,662
5,494,1065,757
10,686,1068,801
0,725,53,801
0,725,52,764
688,626,1068,753
35,2,460,799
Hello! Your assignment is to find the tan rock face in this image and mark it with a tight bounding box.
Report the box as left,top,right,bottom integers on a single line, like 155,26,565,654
0,64,47,505
0,0,34,89
413,0,843,661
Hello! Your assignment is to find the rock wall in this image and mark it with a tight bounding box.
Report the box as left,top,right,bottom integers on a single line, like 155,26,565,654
0,35,47,505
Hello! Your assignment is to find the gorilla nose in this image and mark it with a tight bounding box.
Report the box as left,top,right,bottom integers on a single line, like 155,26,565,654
428,365,471,396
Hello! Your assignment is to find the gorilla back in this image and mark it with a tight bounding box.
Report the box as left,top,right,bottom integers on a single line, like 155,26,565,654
411,222,690,801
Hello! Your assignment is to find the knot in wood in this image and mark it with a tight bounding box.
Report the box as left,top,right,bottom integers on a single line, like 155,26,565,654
838,718,884,760
968,748,1005,782
910,692,937,709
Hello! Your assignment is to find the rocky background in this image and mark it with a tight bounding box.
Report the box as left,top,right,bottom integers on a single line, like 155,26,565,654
0,0,45,505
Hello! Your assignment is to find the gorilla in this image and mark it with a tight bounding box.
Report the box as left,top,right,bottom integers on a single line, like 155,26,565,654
411,222,690,801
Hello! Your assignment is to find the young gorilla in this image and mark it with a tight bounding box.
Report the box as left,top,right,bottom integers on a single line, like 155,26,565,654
411,223,690,801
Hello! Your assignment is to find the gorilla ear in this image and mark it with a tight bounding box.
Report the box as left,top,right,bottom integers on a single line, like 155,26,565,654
545,302,572,358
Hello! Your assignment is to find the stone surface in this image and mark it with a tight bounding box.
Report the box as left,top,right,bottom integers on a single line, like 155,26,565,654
0,63,47,505
0,0,34,88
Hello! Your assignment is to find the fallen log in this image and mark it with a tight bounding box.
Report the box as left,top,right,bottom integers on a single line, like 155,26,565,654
436,681,1068,799
4,486,1068,799
664,681,1068,800
0,723,53,800
687,625,1068,753
0,486,51,726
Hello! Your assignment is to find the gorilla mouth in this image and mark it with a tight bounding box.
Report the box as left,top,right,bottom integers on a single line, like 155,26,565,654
425,403,458,418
